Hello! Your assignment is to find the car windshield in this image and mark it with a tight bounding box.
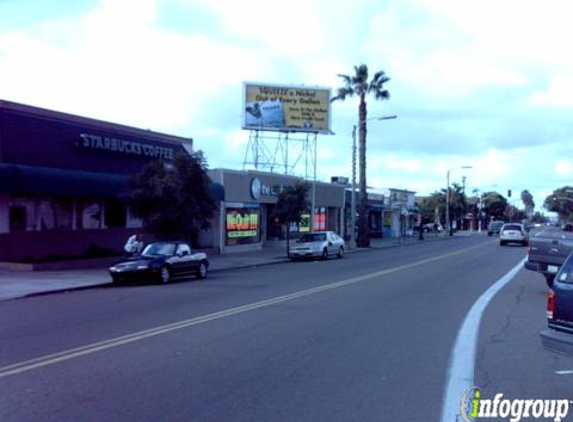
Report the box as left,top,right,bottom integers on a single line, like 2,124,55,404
142,243,176,256
503,224,522,231
299,233,327,242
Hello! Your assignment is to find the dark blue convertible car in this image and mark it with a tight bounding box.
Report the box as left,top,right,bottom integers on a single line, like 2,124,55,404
109,242,209,284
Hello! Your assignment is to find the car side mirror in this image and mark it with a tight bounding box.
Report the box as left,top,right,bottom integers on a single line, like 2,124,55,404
328,241,333,246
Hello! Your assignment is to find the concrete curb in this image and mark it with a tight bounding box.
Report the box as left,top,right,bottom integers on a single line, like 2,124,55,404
12,234,471,301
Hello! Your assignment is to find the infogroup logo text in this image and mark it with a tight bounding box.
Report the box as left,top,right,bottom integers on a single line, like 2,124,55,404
460,387,571,422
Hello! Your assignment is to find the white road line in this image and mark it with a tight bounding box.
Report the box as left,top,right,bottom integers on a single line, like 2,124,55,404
0,241,492,379
440,258,525,422
555,370,573,375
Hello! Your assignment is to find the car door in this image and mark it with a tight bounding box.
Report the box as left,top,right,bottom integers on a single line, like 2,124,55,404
327,232,336,255
174,244,193,275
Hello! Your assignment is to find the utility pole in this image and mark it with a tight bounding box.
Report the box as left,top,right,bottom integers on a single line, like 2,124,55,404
350,125,357,248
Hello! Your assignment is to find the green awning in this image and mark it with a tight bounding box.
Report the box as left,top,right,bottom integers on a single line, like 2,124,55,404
0,164,128,197
0,164,225,201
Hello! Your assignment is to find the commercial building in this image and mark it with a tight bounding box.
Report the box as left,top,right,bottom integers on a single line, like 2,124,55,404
0,100,195,262
205,169,346,253
0,100,347,262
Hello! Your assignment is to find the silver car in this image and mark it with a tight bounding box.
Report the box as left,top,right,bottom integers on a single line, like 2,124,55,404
290,231,345,261
499,223,527,246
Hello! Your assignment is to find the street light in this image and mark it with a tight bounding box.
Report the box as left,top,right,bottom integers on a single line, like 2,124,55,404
350,115,397,248
474,185,498,233
446,165,472,236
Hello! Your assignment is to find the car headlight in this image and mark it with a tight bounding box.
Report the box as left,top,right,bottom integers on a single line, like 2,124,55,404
109,266,118,271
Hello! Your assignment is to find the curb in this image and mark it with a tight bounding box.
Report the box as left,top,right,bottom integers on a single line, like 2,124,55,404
12,234,471,301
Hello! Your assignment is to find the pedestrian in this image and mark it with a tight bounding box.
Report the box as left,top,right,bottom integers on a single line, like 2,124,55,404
124,233,143,257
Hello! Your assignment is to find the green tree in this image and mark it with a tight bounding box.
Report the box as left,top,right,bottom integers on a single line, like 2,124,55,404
331,64,390,247
272,182,310,258
128,151,217,246
482,191,507,221
420,191,446,225
443,183,467,231
532,212,549,224
520,190,535,219
544,186,573,221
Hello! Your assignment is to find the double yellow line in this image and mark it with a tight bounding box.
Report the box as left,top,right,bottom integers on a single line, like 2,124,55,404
0,241,496,379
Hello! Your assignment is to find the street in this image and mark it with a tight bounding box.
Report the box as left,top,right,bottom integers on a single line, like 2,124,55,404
0,236,568,422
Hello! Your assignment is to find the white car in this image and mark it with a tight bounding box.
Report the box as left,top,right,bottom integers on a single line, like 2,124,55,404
499,223,527,246
290,231,345,261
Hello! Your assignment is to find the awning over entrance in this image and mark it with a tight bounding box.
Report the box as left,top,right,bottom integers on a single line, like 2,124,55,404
0,164,225,201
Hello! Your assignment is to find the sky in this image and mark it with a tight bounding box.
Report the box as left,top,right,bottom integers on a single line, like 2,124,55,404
1,0,572,213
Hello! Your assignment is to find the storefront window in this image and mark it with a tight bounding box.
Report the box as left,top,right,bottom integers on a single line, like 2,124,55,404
226,203,260,246
77,200,102,229
104,198,126,228
38,199,73,230
313,207,326,231
8,198,36,231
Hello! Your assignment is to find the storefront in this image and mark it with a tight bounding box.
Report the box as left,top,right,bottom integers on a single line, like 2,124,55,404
207,169,346,253
0,100,203,262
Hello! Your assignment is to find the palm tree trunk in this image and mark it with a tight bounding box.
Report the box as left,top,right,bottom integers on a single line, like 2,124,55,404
357,96,370,247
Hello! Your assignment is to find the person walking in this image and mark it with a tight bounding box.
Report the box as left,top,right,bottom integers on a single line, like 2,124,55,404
124,233,143,257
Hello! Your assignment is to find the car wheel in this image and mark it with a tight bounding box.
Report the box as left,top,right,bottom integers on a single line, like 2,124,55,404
545,274,555,289
337,247,344,259
321,248,328,260
196,261,208,279
159,266,171,284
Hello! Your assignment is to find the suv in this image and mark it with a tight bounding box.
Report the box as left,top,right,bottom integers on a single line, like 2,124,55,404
487,221,504,236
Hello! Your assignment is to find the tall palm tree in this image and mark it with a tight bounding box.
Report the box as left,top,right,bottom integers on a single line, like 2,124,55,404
331,64,390,247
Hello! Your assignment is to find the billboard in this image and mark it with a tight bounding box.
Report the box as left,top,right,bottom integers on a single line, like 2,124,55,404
242,82,331,134
226,203,260,246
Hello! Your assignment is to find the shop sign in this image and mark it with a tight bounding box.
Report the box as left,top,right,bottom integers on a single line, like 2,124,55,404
250,177,287,200
77,133,175,160
226,204,260,245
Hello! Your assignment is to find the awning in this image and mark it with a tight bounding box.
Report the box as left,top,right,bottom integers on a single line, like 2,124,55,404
0,164,225,201
0,164,129,197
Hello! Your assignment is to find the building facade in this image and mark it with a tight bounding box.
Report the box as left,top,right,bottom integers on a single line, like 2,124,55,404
206,169,346,253
0,100,195,262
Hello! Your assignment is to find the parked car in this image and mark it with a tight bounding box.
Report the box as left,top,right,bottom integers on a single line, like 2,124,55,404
525,225,573,287
109,242,209,284
290,231,345,261
421,223,444,233
487,221,504,236
540,252,573,358
499,223,528,246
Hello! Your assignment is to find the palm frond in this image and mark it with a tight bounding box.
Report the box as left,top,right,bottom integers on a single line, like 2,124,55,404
373,89,390,101
337,73,353,86
331,87,355,102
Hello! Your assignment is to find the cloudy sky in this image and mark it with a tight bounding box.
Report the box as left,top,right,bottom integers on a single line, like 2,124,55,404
1,0,572,212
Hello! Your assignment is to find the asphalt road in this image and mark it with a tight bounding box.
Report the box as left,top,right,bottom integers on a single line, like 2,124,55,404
0,235,553,422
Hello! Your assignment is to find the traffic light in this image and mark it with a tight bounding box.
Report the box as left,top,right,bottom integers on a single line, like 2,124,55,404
507,189,512,197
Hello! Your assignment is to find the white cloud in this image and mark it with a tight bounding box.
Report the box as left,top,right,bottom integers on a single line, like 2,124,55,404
1,0,572,217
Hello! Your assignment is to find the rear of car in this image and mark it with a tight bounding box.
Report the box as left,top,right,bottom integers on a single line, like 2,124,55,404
540,253,573,357
499,223,527,246
525,228,573,287
487,221,504,236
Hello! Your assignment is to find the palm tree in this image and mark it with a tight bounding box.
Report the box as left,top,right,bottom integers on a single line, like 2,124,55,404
331,64,390,247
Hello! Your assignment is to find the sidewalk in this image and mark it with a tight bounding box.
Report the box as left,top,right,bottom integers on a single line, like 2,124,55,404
0,232,473,301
